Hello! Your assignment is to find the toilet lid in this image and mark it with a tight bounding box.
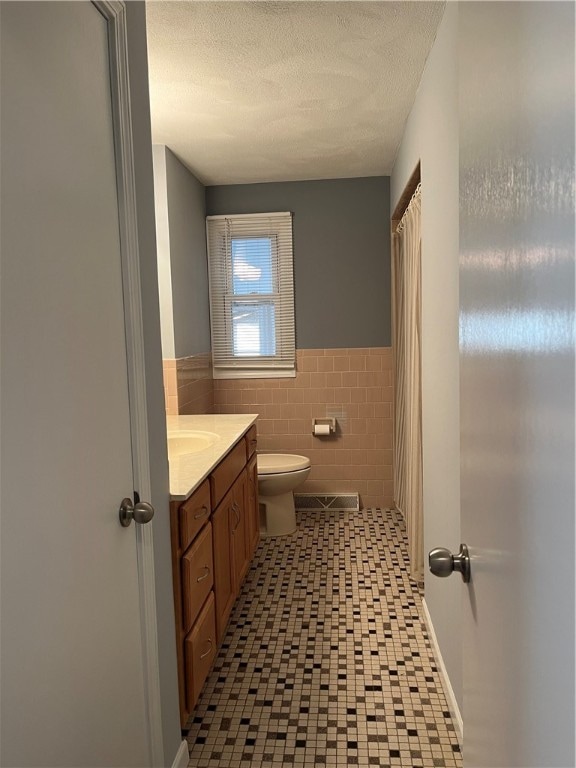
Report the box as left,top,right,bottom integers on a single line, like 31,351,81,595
257,453,311,475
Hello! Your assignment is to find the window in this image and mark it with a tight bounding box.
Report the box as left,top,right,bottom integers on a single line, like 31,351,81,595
206,212,295,378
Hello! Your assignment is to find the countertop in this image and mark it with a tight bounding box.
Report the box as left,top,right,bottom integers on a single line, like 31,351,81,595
166,414,258,500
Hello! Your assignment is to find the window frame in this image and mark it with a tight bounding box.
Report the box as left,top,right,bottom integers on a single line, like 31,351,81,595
206,212,296,379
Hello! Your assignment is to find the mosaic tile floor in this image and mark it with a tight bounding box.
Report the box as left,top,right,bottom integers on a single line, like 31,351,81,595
185,508,462,768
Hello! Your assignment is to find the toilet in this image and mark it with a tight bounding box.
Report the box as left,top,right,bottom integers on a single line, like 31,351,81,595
257,454,311,536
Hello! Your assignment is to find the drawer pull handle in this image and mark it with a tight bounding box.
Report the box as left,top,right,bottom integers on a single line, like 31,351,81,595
193,505,208,520
200,638,213,659
250,439,257,446
197,566,210,582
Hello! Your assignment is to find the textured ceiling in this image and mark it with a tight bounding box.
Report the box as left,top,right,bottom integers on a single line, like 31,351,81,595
145,1,445,185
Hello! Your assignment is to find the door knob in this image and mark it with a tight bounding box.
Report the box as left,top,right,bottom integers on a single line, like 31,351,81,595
428,543,471,583
119,497,155,527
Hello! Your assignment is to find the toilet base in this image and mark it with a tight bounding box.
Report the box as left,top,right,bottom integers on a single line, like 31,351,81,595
259,493,297,536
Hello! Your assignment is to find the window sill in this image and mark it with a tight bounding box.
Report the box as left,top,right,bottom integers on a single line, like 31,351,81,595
212,368,296,380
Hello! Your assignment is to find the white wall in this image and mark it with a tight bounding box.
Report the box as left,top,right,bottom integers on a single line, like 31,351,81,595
390,4,462,712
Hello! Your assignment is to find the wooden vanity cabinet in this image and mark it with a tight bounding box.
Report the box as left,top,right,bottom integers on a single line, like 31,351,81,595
246,454,259,560
169,480,212,726
181,522,213,633
211,486,235,643
178,480,210,551
170,424,258,728
229,470,249,593
212,467,249,640
245,425,258,458
184,592,217,710
210,439,246,509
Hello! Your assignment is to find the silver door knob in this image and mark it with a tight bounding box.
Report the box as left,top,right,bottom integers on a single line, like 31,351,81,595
119,497,155,527
428,543,471,583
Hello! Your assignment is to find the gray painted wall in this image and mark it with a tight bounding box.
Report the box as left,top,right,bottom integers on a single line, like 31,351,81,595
152,145,211,360
391,4,462,717
125,6,182,764
206,177,391,349
164,148,211,358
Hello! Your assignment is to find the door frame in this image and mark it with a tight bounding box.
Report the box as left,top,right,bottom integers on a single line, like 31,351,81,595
94,2,164,764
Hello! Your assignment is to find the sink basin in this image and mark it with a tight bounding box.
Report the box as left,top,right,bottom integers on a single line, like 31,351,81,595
167,430,219,457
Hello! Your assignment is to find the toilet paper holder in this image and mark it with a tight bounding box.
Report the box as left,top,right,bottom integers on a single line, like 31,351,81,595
312,417,336,436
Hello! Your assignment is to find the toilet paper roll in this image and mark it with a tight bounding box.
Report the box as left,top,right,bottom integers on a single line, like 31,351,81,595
313,423,331,436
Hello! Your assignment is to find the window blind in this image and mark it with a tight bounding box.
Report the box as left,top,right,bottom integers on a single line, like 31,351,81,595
206,212,295,378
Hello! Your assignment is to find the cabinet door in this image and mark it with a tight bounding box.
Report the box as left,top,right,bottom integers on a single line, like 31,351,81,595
231,470,249,591
246,454,260,560
212,489,235,643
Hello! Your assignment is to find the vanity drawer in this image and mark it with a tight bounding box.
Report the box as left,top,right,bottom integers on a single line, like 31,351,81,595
179,479,211,552
181,522,214,633
245,425,257,459
184,592,217,711
210,439,246,509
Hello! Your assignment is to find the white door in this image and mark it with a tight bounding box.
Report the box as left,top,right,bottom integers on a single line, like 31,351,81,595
1,3,152,766
458,3,574,766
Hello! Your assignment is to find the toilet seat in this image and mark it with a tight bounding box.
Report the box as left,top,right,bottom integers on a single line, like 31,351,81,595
257,454,311,475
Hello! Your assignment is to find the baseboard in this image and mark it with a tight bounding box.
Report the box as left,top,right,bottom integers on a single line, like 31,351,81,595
171,739,189,768
421,599,463,747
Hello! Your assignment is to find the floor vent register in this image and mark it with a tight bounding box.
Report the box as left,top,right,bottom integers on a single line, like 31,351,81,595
294,493,360,513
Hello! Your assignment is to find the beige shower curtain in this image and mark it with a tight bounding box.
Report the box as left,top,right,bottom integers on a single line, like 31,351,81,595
392,185,423,582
